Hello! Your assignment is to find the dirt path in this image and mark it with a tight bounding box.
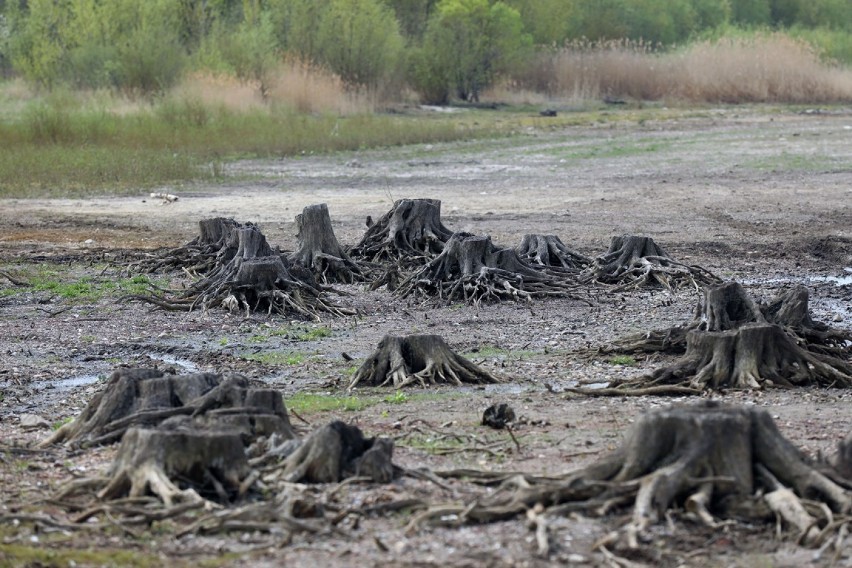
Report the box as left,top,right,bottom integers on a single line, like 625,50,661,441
1,106,851,567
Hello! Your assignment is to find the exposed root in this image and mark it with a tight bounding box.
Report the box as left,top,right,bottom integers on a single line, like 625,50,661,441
349,334,502,389
516,234,591,271
397,232,585,306
349,198,454,266
581,235,720,292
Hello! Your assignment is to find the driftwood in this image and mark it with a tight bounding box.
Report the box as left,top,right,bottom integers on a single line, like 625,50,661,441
39,368,295,448
288,204,364,284
398,232,583,306
349,334,501,389
349,198,453,266
127,224,352,319
581,235,719,291
422,402,852,549
516,234,590,271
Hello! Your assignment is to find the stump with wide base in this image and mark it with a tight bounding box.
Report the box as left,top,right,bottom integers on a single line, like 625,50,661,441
288,204,363,284
39,368,295,448
129,217,248,275
424,402,851,549
397,232,582,305
263,421,395,484
581,235,719,291
128,224,351,319
349,198,453,265
98,424,253,506
515,234,590,271
349,334,501,389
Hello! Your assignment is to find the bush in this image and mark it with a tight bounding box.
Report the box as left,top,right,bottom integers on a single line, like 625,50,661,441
115,28,186,95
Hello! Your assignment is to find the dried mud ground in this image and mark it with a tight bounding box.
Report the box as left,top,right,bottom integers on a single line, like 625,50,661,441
1,106,851,567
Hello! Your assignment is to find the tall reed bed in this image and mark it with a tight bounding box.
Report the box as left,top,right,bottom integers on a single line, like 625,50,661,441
514,34,852,104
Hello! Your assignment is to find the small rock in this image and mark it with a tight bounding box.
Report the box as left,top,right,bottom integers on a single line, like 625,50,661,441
833,314,843,322
19,414,51,431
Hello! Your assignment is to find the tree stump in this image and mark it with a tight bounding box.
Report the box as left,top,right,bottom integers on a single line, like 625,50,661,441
98,424,252,506
835,434,852,481
349,334,501,389
349,198,454,265
581,235,719,291
436,402,851,548
605,282,851,362
288,204,363,284
589,323,852,395
515,234,590,271
129,217,246,275
39,368,295,448
266,421,395,484
128,224,351,319
397,232,582,305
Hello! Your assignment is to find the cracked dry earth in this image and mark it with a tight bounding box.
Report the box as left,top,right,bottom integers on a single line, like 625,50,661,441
1,106,851,567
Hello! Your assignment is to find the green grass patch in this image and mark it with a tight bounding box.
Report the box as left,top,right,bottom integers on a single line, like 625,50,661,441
383,391,409,404
609,355,638,366
0,266,162,301
241,351,306,366
268,324,333,341
0,93,495,197
286,392,380,413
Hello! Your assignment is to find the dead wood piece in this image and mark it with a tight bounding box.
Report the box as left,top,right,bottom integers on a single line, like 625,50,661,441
582,235,720,292
348,198,454,265
98,425,251,506
39,368,296,448
516,234,591,271
437,402,851,548
349,334,501,389
397,232,583,306
763,285,852,357
289,204,364,284
482,403,516,429
268,421,395,484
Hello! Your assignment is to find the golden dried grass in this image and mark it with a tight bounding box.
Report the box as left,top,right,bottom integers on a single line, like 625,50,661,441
514,34,852,104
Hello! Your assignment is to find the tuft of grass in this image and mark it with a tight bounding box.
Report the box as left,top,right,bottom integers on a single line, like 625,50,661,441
0,267,163,301
609,355,638,366
242,351,306,366
286,392,379,413
383,391,408,404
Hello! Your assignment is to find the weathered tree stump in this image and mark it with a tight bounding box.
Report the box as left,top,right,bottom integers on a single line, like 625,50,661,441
39,368,295,448
349,334,501,389
581,235,719,291
516,234,590,271
265,421,395,484
98,424,252,506
129,217,246,275
586,323,852,395
606,282,851,363
349,198,454,265
835,434,852,481
431,402,851,548
398,232,582,305
288,204,363,284
128,224,351,319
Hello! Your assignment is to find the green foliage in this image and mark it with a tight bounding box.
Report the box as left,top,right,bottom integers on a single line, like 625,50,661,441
315,0,405,89
383,390,409,404
730,0,771,26
415,0,532,103
199,12,279,95
790,26,852,63
287,392,378,413
609,355,638,366
382,0,439,40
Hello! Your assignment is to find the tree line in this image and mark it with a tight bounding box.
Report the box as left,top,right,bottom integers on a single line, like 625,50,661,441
0,0,849,103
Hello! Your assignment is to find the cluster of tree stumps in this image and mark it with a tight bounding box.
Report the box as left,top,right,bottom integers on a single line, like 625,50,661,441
579,281,852,396
126,198,718,318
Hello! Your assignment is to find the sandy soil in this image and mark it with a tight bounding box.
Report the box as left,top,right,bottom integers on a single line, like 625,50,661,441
1,106,851,567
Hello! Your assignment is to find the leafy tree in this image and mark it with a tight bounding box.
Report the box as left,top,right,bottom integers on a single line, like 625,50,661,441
382,0,439,41
504,0,576,46
690,0,732,30
415,0,532,102
315,0,405,89
730,0,771,26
